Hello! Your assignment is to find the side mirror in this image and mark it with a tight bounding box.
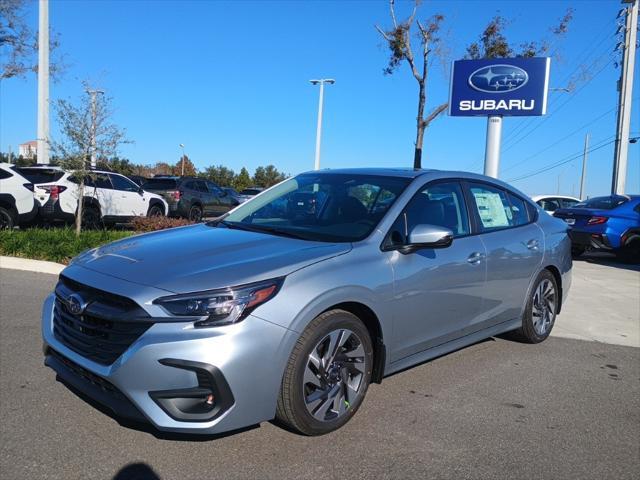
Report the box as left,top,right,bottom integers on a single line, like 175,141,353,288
138,187,144,195
400,224,453,254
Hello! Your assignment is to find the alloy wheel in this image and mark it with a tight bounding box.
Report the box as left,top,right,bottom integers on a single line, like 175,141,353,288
532,278,556,336
302,329,367,422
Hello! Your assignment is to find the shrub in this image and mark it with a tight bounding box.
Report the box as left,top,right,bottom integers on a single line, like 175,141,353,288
130,216,194,232
0,228,133,264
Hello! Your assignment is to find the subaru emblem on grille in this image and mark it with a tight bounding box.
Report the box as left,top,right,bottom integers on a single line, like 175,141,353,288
67,293,87,315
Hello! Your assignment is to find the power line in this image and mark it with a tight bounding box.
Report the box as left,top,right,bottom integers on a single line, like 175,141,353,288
501,105,617,174
507,137,615,183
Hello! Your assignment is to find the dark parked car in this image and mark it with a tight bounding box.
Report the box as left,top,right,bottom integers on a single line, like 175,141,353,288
554,194,640,262
239,187,265,198
128,175,148,187
143,176,239,221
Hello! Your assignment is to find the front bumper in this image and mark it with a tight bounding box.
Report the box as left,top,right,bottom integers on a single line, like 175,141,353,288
42,293,297,434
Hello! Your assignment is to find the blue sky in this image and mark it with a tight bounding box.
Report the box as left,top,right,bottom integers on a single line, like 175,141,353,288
0,0,638,197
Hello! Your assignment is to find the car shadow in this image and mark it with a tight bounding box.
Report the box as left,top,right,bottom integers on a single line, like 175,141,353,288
574,252,640,272
113,463,161,480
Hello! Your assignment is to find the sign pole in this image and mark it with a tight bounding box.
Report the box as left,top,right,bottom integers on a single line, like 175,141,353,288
483,115,502,178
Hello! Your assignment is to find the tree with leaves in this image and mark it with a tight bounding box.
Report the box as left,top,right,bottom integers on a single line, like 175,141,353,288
52,83,129,235
202,164,236,186
466,11,573,60
376,1,573,169
233,167,252,191
0,0,64,80
253,164,287,188
173,155,197,176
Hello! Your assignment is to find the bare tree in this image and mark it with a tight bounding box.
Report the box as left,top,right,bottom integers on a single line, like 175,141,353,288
0,0,64,80
376,0,448,169
52,82,129,235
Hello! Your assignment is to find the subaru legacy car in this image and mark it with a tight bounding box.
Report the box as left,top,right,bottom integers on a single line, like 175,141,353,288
42,169,571,436
554,194,640,262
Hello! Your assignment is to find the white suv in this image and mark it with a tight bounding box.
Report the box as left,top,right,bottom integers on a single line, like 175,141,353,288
17,166,168,227
0,163,38,229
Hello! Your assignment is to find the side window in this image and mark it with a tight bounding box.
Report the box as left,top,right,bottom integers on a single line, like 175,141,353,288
468,183,515,231
539,198,560,212
0,169,13,179
109,174,139,192
388,182,469,246
507,192,529,226
183,180,195,191
93,174,113,189
196,180,210,193
207,181,223,195
561,199,579,208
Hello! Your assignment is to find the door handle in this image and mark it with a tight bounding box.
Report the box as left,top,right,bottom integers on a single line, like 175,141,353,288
526,239,540,251
467,252,485,265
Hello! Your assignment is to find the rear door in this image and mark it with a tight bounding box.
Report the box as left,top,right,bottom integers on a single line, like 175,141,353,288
465,181,543,326
206,181,235,216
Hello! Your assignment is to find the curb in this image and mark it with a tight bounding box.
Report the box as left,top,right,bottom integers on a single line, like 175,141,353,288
0,256,65,275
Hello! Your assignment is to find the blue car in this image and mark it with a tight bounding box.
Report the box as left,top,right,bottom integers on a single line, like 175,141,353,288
554,194,640,263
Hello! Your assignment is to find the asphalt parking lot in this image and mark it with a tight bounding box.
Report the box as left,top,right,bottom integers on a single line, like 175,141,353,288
0,258,638,480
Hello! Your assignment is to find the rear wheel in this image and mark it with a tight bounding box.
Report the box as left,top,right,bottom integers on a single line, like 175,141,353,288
617,241,640,264
512,270,558,344
188,204,202,222
571,246,585,257
0,207,14,229
81,206,101,229
276,310,373,435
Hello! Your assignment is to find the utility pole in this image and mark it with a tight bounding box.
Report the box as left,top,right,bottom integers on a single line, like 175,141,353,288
179,143,186,176
483,116,503,178
37,0,50,165
309,79,335,170
612,0,638,194
86,89,104,168
579,133,589,199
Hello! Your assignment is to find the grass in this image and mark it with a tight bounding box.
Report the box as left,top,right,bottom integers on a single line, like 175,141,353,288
0,227,134,264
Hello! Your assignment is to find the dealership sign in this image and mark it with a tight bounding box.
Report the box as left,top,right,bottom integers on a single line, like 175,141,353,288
449,57,550,117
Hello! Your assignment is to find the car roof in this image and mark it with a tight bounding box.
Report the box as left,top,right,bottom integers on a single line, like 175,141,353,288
531,195,581,201
301,168,437,179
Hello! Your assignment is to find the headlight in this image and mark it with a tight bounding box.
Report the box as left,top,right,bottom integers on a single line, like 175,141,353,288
154,277,283,327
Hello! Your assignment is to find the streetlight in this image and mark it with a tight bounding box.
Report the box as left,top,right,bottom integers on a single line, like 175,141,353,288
179,143,185,176
309,79,335,170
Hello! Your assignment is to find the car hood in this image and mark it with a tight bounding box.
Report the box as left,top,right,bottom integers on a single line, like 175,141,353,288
70,224,351,293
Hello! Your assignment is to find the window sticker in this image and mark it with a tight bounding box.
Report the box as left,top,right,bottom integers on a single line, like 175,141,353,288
473,191,510,228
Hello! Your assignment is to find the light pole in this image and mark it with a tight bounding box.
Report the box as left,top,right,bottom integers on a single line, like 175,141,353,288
309,79,335,170
37,0,50,165
179,143,186,176
86,89,104,168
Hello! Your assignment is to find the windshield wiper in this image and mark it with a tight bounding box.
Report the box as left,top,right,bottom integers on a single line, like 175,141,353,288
219,221,309,240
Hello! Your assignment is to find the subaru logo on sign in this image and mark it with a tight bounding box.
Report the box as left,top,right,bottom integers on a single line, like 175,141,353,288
67,293,87,316
468,64,529,93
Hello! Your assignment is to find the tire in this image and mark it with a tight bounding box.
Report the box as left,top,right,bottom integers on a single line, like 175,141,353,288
512,270,558,344
617,241,640,264
81,206,101,229
276,309,373,436
188,204,202,222
571,246,585,258
147,204,164,217
0,206,15,230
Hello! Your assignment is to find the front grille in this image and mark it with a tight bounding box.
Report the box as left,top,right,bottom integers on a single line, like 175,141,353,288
53,275,153,365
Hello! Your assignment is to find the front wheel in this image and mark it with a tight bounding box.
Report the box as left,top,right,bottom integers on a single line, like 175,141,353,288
276,310,373,435
147,204,164,217
512,270,558,343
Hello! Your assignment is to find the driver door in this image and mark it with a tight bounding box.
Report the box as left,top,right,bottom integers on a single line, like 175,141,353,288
385,180,487,363
108,173,147,217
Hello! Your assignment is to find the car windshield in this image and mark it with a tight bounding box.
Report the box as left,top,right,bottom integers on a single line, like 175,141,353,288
218,173,411,242
15,168,64,184
574,195,629,210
